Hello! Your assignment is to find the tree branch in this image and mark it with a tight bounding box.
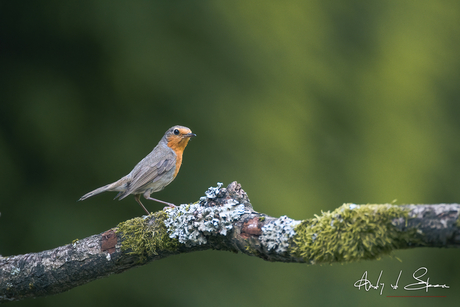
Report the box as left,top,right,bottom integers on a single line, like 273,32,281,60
1,181,459,303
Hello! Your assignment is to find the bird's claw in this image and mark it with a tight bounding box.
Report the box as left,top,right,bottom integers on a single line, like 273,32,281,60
163,203,176,211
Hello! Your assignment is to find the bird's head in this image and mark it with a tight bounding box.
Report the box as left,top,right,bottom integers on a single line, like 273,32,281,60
164,125,196,152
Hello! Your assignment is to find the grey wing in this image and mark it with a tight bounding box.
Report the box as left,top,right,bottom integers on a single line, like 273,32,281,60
117,150,176,199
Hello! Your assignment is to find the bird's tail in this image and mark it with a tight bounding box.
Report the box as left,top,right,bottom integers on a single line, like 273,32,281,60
78,178,127,201
79,184,111,201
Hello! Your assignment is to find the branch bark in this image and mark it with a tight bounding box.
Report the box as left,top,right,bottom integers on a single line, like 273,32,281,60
1,181,459,303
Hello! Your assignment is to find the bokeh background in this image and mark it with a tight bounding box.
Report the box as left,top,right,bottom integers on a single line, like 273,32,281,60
1,1,460,306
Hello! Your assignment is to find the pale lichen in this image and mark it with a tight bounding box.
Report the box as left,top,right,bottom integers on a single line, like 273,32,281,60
259,216,301,254
10,266,20,276
204,182,223,199
164,183,247,247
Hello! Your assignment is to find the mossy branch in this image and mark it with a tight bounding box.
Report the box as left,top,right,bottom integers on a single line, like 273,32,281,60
1,182,459,303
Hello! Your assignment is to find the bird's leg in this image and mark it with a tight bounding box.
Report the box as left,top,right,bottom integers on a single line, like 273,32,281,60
134,194,150,215
143,191,176,209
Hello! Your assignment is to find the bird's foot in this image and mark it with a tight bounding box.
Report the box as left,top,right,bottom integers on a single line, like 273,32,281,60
163,203,176,211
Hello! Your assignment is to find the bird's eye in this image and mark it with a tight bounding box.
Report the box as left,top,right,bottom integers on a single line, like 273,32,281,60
173,129,180,135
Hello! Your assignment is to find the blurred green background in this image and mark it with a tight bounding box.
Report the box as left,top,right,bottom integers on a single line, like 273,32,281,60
1,1,460,306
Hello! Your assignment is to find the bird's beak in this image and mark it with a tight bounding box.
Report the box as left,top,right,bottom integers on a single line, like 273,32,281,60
184,133,196,138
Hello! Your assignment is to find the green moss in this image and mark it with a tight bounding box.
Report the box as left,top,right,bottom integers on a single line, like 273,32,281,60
116,211,180,262
244,242,262,257
291,204,421,264
456,215,460,228
244,244,256,254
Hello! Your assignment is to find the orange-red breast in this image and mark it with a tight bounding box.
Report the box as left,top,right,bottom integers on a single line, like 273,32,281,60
79,125,196,214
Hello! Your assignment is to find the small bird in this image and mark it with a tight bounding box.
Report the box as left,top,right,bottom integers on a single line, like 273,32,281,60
79,125,196,214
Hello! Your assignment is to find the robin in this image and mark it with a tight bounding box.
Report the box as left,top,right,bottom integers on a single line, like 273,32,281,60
79,125,196,214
